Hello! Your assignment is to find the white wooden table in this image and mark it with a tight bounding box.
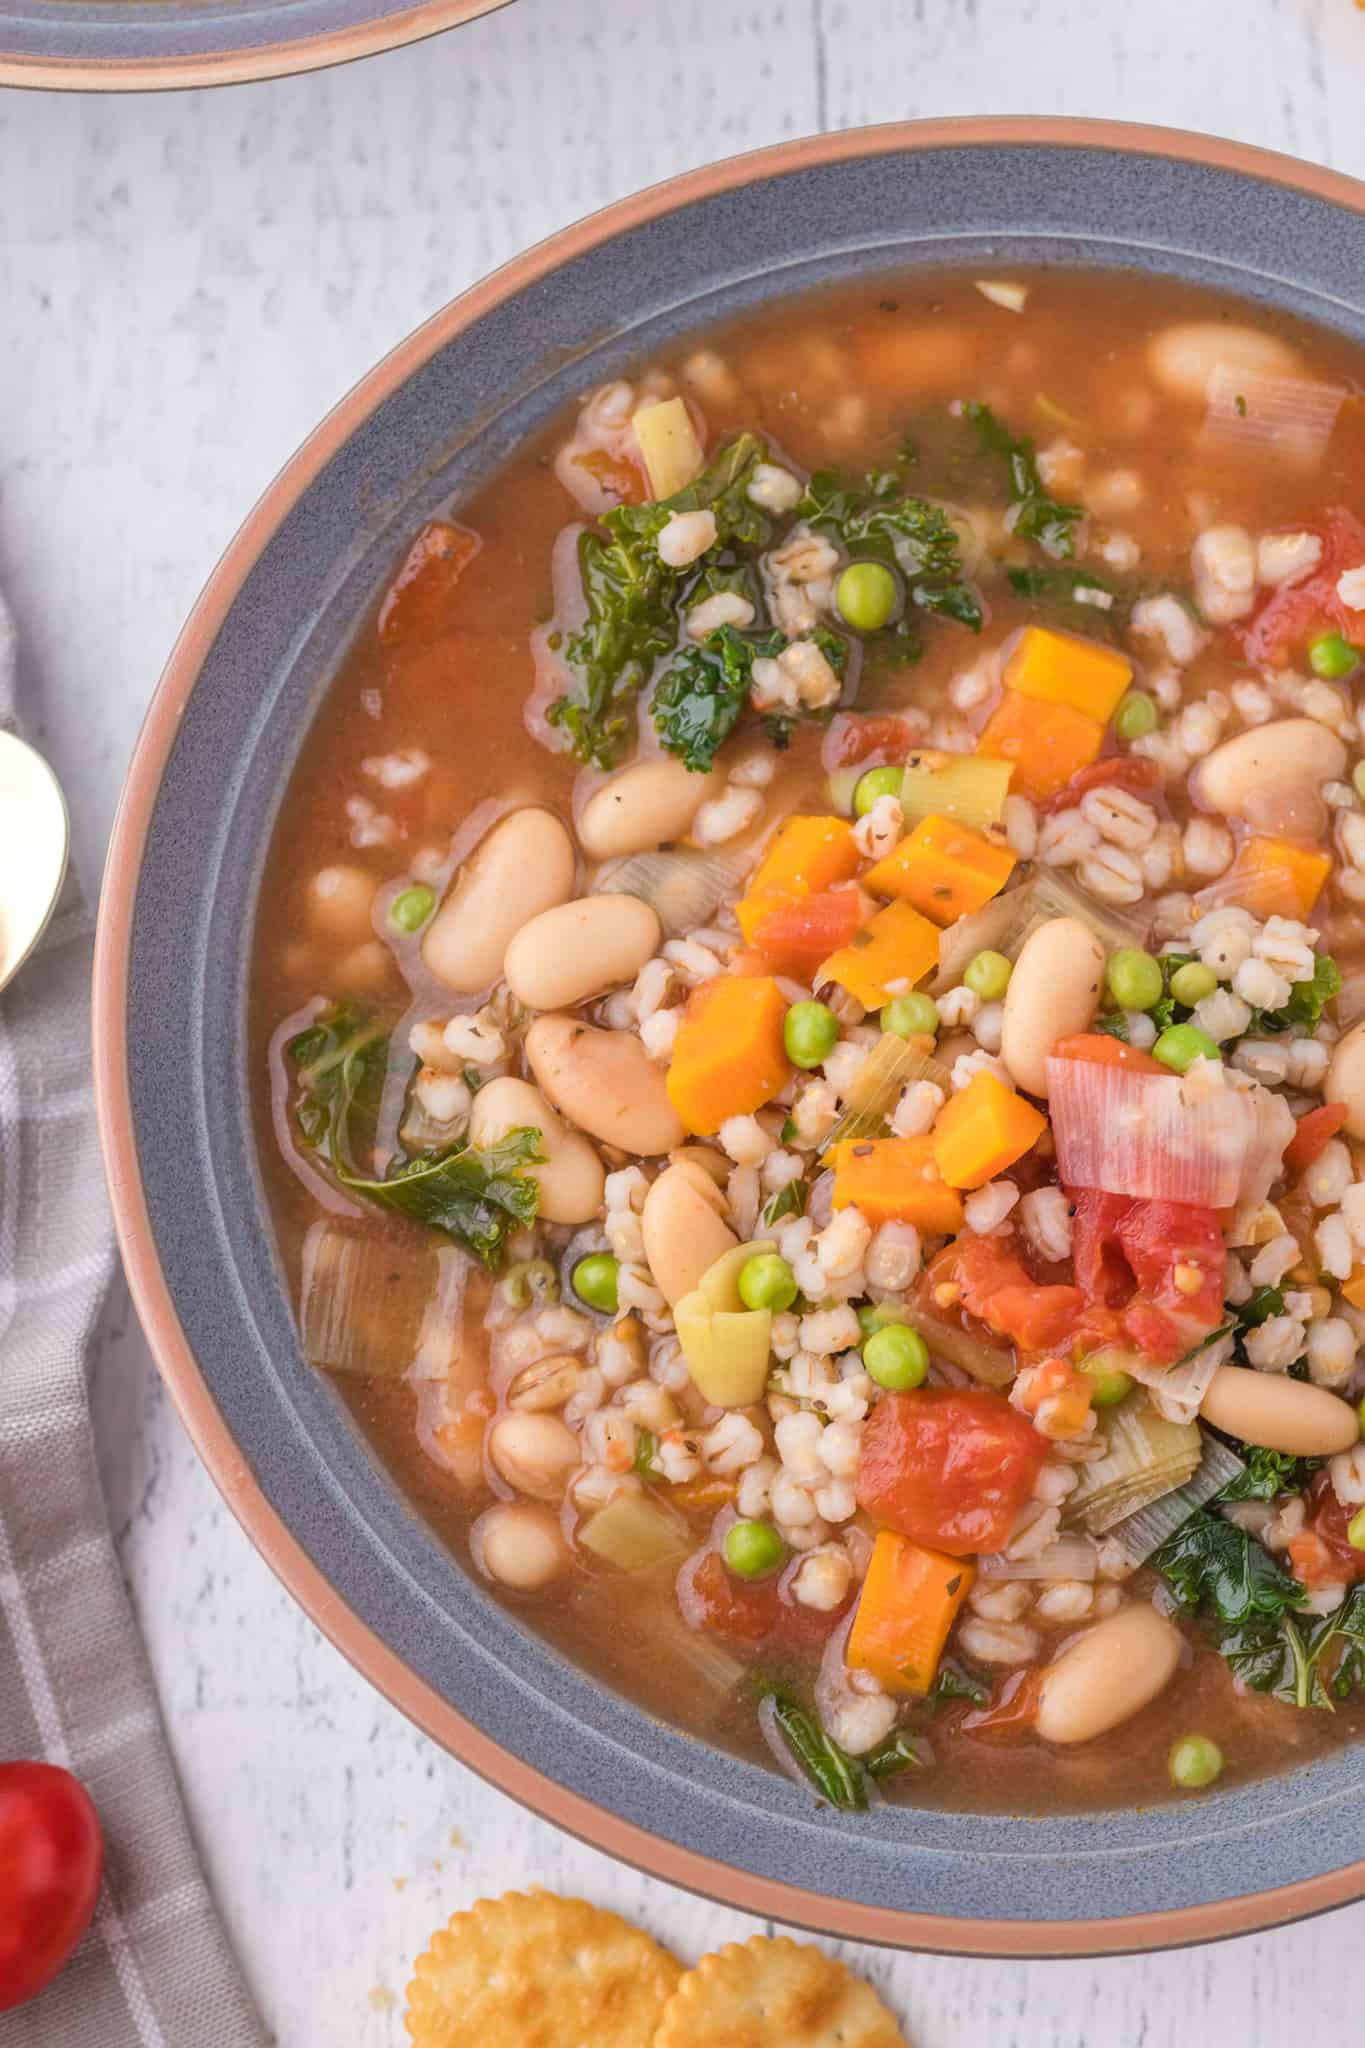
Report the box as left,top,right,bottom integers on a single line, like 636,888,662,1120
6,0,1365,2036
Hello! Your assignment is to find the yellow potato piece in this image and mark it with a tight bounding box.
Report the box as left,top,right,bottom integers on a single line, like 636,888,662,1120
633,396,704,498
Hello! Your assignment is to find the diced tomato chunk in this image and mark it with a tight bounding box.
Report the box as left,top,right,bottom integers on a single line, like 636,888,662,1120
824,713,921,770
1283,1101,1350,1179
1069,1190,1224,1364
856,1387,1048,1557
751,888,862,976
1240,508,1365,667
1036,755,1163,817
677,1547,850,1650
1289,1473,1365,1592
929,1233,1085,1351
377,520,480,645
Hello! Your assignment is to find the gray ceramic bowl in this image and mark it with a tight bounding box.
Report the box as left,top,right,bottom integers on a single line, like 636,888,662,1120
0,0,507,91
95,119,1365,1955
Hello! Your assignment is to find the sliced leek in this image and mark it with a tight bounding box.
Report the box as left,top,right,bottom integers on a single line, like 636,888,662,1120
300,1221,467,1380
820,1032,952,1156
978,1533,1099,1581
1066,1390,1202,1533
909,1301,1015,1389
675,1238,776,1407
899,750,1014,832
593,846,750,938
578,1491,692,1571
1101,1432,1246,1567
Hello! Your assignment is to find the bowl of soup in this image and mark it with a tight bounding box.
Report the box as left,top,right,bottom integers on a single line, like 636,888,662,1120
0,0,506,91
95,118,1365,1953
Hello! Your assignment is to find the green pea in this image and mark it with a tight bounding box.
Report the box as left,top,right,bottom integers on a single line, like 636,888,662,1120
784,999,839,1069
571,1253,619,1314
389,884,436,933
862,1323,930,1391
1358,1393,1365,1440
881,991,939,1038
853,764,904,817
1168,1734,1224,1791
1310,631,1359,680
1349,1506,1365,1552
1082,1364,1134,1408
1114,690,1158,740
723,1519,786,1579
1105,947,1164,1013
964,949,1012,1001
738,1252,798,1313
836,560,899,633
1169,961,1218,1007
1153,1022,1221,1073
857,1301,910,1338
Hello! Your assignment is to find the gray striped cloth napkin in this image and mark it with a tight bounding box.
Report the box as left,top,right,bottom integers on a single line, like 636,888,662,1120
0,600,269,2046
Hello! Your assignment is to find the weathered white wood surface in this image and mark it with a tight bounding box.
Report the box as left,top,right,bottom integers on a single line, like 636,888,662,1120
3,0,1365,2037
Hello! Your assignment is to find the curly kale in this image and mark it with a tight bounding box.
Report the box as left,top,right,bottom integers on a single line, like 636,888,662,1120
962,400,1084,560
286,1002,540,1269
547,434,769,767
797,468,982,630
651,623,783,772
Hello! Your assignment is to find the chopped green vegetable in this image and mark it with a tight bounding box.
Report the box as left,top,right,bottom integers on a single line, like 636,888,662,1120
854,764,904,816
1309,631,1359,680
1114,690,1158,740
1215,1443,1313,1501
1153,1022,1220,1072
761,1179,808,1228
1169,1734,1224,1790
1152,1510,1305,1627
964,948,1011,1000
882,991,939,1038
928,1661,988,1708
763,1690,868,1810
1106,947,1164,1013
633,1429,659,1477
651,622,784,772
864,1730,925,1781
1169,961,1217,1007
962,400,1084,560
724,1520,786,1578
738,1252,798,1313
389,884,436,933
797,469,982,631
287,1003,541,1269
571,1252,620,1314
784,1000,839,1069
837,560,900,632
1243,952,1340,1037
549,434,768,767
863,1324,930,1391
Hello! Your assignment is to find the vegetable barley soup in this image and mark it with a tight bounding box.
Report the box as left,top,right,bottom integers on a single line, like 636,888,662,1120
256,269,1365,1815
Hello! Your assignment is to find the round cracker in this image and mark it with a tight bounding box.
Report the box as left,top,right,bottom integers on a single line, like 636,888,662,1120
653,1934,908,2048
404,1889,680,2048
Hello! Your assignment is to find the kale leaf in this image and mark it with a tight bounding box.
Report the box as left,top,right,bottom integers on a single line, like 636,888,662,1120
1005,564,1126,640
1313,1583,1365,1700
929,1661,988,1708
864,1730,925,1781
1216,1443,1314,1502
287,1001,390,1169
962,401,1084,560
1216,1611,1325,1708
286,1004,541,1269
1244,952,1341,1037
339,1128,543,1268
797,469,982,631
761,1178,809,1227
651,623,783,772
763,1690,868,1810
1150,1510,1306,1626
548,434,768,768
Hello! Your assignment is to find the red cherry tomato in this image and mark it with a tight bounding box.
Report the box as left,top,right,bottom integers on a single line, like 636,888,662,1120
751,888,862,977
1036,754,1163,816
1069,1190,1224,1363
1282,1101,1350,1179
926,1234,1086,1352
0,1762,103,2012
856,1387,1048,1556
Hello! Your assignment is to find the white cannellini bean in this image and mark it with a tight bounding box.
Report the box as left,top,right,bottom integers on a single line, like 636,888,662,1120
1001,918,1105,1097
1193,719,1347,824
423,808,576,994
1034,1605,1184,1745
639,1161,737,1306
526,1015,685,1156
577,758,725,859
486,1412,580,1501
1147,320,1299,403
473,1503,570,1590
469,1076,604,1225
503,895,661,1012
1199,1365,1359,1456
307,864,377,944
1327,1017,1365,1140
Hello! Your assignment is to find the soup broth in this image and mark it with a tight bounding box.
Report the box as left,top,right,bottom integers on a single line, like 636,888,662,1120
254,268,1365,1813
